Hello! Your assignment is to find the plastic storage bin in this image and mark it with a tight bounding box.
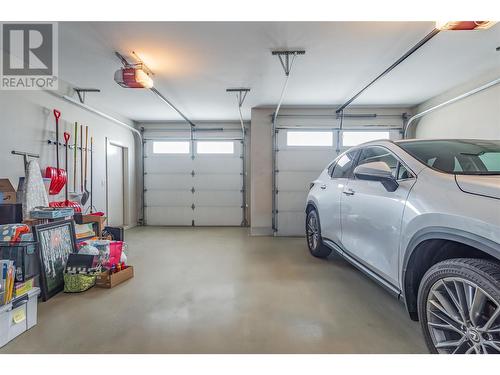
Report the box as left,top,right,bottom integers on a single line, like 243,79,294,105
0,287,40,348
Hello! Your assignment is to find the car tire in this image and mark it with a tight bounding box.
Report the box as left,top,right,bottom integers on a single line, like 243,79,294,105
417,258,500,354
305,209,332,258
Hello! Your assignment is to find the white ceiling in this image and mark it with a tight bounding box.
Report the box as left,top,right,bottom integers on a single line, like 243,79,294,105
58,22,500,122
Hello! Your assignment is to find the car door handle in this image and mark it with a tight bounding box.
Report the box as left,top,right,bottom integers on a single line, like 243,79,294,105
343,189,355,196
320,184,327,190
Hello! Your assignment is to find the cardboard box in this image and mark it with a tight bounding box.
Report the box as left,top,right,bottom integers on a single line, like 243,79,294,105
74,214,107,237
96,266,134,288
0,180,16,204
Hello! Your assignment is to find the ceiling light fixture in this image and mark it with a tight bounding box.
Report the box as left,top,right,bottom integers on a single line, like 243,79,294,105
435,21,497,30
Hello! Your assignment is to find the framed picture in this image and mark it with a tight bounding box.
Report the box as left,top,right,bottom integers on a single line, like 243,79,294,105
33,220,77,301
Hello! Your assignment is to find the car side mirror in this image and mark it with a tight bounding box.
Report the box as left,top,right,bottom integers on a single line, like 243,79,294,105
353,161,399,192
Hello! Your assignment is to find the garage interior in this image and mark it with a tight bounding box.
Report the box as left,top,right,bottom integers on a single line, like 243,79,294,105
0,21,499,354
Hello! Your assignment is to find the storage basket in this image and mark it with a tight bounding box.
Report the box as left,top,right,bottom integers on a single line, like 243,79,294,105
63,253,100,293
63,273,96,293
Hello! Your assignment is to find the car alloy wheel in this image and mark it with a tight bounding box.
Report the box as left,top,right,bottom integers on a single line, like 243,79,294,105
306,213,320,250
426,277,500,354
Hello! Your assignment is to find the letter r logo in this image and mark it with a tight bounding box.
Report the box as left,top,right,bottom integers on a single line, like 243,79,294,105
2,23,53,75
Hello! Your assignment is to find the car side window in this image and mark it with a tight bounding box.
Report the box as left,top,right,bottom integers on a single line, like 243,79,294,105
330,150,358,179
356,146,399,178
397,163,411,180
327,162,335,177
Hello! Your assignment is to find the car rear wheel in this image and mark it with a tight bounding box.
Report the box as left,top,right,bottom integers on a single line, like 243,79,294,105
418,258,500,354
305,209,331,258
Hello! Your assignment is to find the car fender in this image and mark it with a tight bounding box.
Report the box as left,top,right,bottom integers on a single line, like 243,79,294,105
403,227,500,274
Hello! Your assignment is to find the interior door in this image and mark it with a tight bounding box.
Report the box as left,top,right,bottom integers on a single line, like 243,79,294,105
340,146,415,286
107,143,124,227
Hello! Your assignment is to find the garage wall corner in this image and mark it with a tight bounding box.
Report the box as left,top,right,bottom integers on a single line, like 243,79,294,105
413,68,500,139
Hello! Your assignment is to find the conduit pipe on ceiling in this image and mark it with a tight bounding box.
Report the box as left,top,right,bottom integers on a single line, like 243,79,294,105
403,77,500,138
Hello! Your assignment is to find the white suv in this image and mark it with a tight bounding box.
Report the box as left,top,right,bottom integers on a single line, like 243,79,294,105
305,139,500,354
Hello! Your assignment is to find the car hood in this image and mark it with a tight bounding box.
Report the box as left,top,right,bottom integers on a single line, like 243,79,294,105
455,175,500,200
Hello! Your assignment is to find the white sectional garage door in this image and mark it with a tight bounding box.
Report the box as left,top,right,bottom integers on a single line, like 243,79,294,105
275,129,337,236
144,129,243,226
275,126,403,236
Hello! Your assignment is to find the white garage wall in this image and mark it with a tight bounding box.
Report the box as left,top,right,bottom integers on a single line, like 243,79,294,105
0,81,138,227
250,106,411,236
413,67,500,139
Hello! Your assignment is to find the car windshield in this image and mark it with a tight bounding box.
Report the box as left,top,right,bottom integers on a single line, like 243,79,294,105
397,140,500,175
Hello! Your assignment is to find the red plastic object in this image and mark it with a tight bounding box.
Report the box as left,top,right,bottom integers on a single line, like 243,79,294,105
45,109,67,194
104,241,124,268
48,201,82,212
49,130,82,212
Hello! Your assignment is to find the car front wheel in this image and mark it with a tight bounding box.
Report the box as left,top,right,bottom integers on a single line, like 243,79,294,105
418,258,500,354
305,209,331,258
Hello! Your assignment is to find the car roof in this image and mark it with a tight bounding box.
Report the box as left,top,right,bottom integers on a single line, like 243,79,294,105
394,138,500,144
353,138,500,148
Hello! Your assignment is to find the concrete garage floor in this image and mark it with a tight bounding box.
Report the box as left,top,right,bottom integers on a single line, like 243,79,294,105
0,227,426,354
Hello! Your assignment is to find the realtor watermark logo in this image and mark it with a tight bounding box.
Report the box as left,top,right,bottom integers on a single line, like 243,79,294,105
0,22,58,90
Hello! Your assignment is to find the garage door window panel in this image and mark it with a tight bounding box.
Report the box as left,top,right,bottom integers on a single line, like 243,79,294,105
286,131,333,147
196,141,235,154
153,141,190,154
